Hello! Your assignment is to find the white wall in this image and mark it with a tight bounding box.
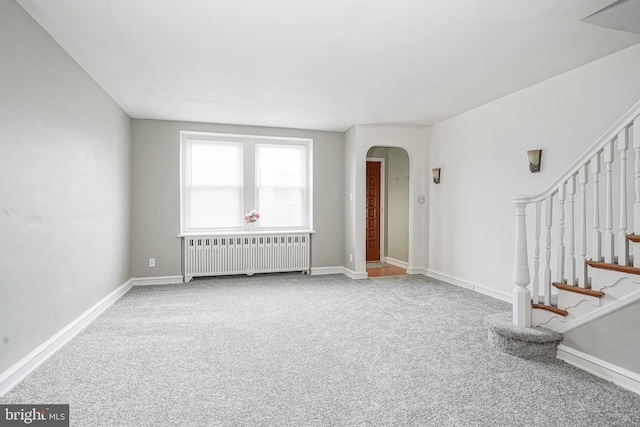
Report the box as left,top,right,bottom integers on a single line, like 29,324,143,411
387,148,410,263
344,127,358,272
0,1,131,373
563,300,640,373
345,125,430,276
130,119,345,277
428,43,640,299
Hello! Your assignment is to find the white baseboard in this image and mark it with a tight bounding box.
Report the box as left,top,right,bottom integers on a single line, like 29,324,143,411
557,344,640,395
425,269,511,303
0,279,133,397
383,257,408,269
406,267,428,275
310,266,344,276
343,268,368,280
131,275,185,286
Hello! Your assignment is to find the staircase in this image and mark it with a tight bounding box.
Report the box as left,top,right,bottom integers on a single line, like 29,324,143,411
511,99,640,336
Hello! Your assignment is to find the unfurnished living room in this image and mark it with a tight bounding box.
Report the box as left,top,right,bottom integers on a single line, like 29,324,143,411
2,0,640,425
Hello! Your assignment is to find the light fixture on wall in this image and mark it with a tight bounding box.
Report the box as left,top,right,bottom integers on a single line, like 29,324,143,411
432,168,441,184
527,150,542,173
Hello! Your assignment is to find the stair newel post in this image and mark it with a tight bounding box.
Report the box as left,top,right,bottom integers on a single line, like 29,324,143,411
512,196,531,327
544,195,553,305
634,118,640,267
557,182,566,285
618,129,629,266
604,141,615,264
578,164,589,288
533,201,542,304
567,175,576,286
591,152,602,263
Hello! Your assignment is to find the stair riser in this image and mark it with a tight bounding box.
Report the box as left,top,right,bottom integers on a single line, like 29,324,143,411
534,270,640,331
589,269,640,296
557,291,601,311
532,309,564,327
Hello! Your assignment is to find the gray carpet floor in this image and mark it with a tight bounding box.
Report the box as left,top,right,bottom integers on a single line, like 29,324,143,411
2,273,640,426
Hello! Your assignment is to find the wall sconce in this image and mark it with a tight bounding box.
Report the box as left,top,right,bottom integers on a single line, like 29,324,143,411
527,150,542,173
432,168,441,184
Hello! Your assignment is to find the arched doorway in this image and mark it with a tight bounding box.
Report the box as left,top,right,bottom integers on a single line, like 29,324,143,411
366,146,410,276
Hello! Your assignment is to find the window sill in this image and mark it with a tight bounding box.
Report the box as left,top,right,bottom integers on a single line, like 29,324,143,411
177,230,316,238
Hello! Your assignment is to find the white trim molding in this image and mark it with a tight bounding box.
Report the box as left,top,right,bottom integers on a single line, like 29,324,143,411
132,275,186,286
343,268,369,280
383,257,408,269
311,266,345,276
425,269,512,303
557,344,640,395
0,279,133,396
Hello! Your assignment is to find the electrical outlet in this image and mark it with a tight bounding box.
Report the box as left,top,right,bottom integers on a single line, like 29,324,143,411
149,258,156,267
349,253,353,262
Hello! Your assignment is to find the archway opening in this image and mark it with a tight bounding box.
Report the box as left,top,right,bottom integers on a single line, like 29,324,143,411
365,146,410,276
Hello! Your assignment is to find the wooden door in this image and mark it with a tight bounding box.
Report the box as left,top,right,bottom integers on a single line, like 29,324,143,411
366,161,381,261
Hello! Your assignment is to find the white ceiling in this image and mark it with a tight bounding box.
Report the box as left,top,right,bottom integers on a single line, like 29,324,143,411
17,0,640,132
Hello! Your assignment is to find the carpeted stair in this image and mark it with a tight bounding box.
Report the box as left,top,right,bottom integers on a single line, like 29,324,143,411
484,312,563,359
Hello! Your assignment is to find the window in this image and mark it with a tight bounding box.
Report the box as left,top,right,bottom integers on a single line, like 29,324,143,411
256,144,308,228
180,131,312,234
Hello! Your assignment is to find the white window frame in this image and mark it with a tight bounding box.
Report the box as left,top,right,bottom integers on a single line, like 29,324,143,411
180,131,313,234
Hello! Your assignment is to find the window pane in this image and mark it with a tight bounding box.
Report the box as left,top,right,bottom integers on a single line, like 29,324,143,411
186,140,243,230
188,187,242,229
256,144,307,228
190,141,242,186
257,145,305,187
258,187,304,228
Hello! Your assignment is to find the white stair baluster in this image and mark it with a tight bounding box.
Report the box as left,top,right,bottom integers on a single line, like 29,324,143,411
591,152,602,262
604,141,615,264
618,129,629,266
567,175,576,286
544,195,553,306
634,117,640,267
512,196,531,327
578,164,588,287
557,182,566,284
533,201,541,304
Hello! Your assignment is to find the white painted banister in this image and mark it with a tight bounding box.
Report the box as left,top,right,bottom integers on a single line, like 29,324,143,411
567,175,576,287
533,201,541,303
511,99,640,326
557,182,566,286
544,195,553,305
578,165,588,287
634,118,640,267
591,152,601,263
604,141,615,264
512,196,531,327
618,129,629,266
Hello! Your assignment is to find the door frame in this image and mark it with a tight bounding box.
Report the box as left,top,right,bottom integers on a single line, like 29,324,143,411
366,157,385,262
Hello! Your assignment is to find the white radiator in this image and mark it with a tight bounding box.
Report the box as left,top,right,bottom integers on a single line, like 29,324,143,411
182,233,311,281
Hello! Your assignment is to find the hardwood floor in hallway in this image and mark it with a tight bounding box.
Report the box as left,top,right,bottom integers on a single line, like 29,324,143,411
366,263,406,277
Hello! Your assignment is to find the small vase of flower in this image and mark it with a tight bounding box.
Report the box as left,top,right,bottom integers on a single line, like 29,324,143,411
244,209,260,231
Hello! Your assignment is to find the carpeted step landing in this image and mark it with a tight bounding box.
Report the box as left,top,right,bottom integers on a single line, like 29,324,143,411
484,312,563,360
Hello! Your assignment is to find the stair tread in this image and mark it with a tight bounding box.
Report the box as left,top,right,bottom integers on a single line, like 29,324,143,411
552,282,605,298
586,260,640,275
531,303,569,316
627,235,640,242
